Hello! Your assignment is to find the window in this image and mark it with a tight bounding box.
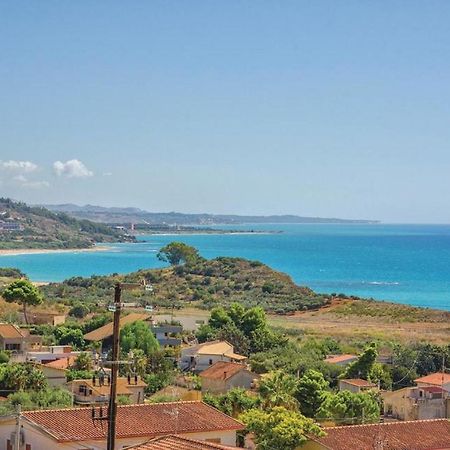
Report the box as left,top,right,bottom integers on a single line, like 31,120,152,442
26,445,32,450
209,359,213,365
5,343,21,351
6,439,12,450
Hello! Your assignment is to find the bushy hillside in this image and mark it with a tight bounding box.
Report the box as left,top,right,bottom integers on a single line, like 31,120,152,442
0,198,134,249
42,257,330,314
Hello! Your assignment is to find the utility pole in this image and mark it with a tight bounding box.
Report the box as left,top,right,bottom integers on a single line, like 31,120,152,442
107,283,122,450
14,404,21,450
91,282,142,450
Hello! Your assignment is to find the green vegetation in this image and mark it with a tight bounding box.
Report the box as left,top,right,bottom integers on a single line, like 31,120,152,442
157,242,201,266
240,407,323,450
120,320,160,356
2,279,44,324
40,249,330,314
0,198,133,249
317,390,381,425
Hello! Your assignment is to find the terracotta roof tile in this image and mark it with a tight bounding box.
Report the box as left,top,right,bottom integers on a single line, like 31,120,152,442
84,313,149,341
0,323,24,339
415,372,450,386
200,361,250,381
43,356,77,369
126,435,237,449
324,354,357,364
311,419,450,450
22,401,244,442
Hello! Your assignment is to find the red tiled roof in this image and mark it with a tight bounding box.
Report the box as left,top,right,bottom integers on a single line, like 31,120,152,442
126,435,237,449
415,372,450,386
0,323,24,339
324,354,357,364
311,419,450,450
22,402,244,442
340,378,377,387
43,356,77,369
200,361,250,381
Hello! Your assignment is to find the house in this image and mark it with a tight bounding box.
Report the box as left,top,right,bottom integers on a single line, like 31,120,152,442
0,401,244,449
415,372,450,392
67,376,147,405
383,386,450,421
84,313,150,347
180,341,247,373
324,354,358,366
25,345,82,364
303,418,450,450
125,435,238,449
40,356,77,387
150,324,182,347
200,361,259,394
338,378,378,393
0,323,42,356
21,311,66,326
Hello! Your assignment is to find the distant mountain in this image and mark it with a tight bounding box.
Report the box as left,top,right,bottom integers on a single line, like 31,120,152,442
0,199,134,250
41,203,378,225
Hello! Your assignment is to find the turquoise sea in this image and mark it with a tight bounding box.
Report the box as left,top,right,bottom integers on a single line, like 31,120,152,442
1,224,450,310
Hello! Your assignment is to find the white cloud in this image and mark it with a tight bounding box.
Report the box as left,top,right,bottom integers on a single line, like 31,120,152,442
0,160,38,173
53,159,94,178
12,174,49,189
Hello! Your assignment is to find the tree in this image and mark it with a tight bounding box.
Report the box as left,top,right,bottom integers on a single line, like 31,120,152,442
203,388,259,417
72,352,92,371
317,390,380,425
240,406,323,450
8,388,72,410
0,364,47,392
258,371,299,410
208,306,232,329
296,369,329,418
157,242,200,266
216,322,250,356
69,302,90,318
344,342,378,381
54,327,85,349
120,320,159,356
3,279,44,324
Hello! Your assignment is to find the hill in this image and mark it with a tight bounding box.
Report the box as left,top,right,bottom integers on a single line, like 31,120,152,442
41,203,378,225
0,198,134,250
41,256,329,314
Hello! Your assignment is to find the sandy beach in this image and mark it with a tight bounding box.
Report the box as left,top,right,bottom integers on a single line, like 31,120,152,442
0,246,111,257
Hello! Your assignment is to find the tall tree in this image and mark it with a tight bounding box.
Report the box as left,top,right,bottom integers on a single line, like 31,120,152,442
344,342,378,380
296,369,329,418
120,320,159,356
3,279,44,324
157,242,200,266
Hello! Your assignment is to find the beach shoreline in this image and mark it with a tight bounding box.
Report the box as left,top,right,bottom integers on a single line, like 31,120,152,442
0,245,111,257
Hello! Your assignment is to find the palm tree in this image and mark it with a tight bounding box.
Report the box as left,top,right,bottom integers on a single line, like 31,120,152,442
259,370,299,411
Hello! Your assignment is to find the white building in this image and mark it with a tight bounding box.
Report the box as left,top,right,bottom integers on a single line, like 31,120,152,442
180,341,247,373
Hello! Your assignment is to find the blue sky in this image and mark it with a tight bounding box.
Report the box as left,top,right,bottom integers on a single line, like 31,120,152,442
1,1,449,222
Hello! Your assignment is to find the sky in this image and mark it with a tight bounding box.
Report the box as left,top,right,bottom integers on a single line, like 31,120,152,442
1,1,450,223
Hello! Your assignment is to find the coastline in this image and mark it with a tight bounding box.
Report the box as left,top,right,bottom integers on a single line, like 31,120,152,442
0,245,111,257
